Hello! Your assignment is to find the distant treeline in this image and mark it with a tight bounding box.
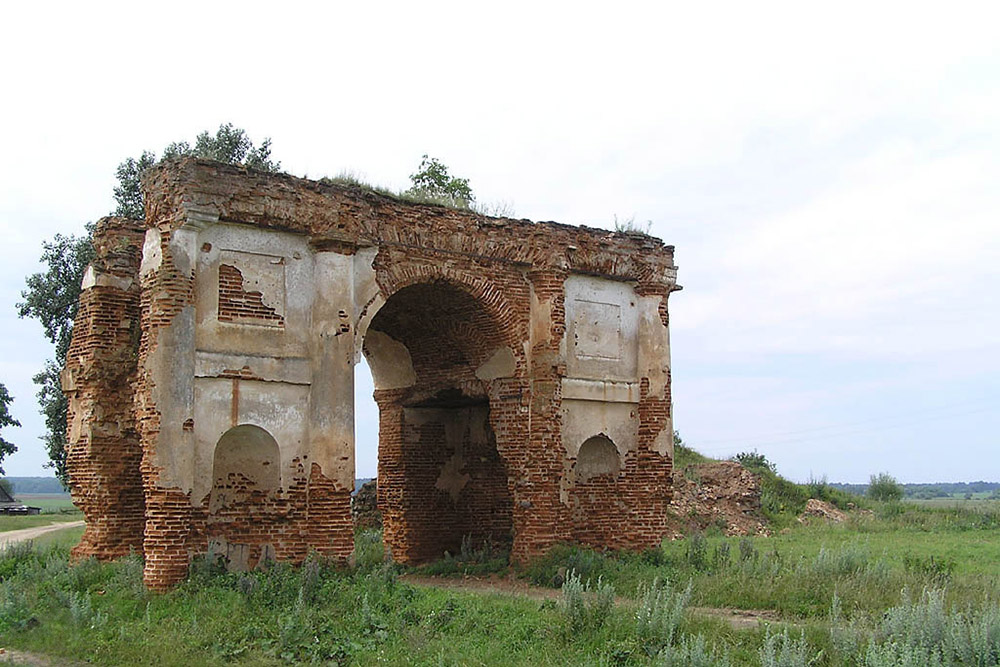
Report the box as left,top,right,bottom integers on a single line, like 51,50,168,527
2,477,67,494
829,481,1000,499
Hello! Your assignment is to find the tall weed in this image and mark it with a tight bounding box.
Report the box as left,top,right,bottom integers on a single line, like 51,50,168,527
560,569,615,634
759,628,814,667
635,577,692,654
656,634,730,666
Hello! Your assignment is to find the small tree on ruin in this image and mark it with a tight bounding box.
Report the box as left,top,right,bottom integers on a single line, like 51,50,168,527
19,124,280,483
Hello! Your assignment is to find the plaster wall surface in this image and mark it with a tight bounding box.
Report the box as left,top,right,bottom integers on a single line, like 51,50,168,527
64,158,680,588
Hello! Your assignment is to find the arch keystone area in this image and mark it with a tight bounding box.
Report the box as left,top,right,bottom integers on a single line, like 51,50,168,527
62,158,680,588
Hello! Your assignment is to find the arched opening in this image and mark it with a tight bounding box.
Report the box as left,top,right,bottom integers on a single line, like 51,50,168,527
362,280,515,563
210,424,281,514
353,356,380,530
571,433,623,548
575,435,621,482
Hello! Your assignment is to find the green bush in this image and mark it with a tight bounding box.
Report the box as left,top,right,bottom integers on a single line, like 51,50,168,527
352,528,385,570
732,450,777,474
760,471,810,524
868,473,904,503
522,544,613,587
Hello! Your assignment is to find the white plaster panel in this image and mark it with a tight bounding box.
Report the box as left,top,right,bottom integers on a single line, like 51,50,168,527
352,246,381,362
192,377,235,504
218,249,286,326
363,330,416,389
193,223,313,358
637,293,673,456
81,265,134,291
565,275,638,382
146,305,197,494
637,293,671,400
191,377,310,504
560,398,639,460
140,228,162,278
308,251,357,490
561,378,639,404
475,346,517,381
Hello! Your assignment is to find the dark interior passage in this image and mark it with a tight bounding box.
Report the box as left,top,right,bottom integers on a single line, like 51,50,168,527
366,281,514,562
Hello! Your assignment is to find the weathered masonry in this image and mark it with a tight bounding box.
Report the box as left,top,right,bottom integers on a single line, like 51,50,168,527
62,158,681,589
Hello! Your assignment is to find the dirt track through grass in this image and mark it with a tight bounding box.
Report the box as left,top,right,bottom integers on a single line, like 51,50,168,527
0,522,84,549
402,573,780,629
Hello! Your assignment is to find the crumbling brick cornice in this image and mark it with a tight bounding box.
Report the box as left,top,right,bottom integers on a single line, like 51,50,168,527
142,158,678,287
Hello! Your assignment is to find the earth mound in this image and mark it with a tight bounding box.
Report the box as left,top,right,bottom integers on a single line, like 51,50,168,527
666,461,769,538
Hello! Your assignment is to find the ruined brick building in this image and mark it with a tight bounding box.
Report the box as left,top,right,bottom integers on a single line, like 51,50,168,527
62,158,681,589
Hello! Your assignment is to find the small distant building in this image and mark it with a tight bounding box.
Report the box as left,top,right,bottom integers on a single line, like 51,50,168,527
0,485,41,515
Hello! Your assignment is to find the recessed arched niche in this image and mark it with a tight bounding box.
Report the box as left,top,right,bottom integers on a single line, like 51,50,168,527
210,424,281,513
575,435,621,482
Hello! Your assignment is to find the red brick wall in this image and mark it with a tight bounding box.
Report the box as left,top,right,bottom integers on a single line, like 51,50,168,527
217,263,284,326
63,217,147,561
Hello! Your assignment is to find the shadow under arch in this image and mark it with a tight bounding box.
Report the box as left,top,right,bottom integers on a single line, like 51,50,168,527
575,434,621,482
361,279,521,563
210,424,281,514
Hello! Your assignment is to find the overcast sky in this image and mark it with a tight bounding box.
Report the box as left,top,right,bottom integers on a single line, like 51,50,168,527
1,2,997,484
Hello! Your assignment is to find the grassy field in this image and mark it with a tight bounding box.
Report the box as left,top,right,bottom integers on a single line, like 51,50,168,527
0,502,998,665
0,496,997,664
15,494,76,512
0,495,81,533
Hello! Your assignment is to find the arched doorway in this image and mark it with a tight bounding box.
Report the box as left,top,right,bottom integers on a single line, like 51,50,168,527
362,281,516,563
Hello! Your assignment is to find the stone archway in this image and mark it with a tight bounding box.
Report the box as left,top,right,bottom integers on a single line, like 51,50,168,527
362,281,517,563
63,158,680,589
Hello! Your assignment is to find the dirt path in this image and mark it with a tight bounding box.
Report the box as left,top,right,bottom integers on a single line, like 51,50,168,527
0,521,84,549
0,647,87,667
401,574,779,629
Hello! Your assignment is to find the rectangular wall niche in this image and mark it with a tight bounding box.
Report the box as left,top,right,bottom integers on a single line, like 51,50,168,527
217,250,286,328
565,275,639,382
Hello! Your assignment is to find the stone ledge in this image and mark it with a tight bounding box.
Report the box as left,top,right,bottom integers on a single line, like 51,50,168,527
561,378,640,403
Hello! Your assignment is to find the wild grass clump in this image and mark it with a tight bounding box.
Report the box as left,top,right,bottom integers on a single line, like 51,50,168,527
656,633,730,666
808,542,873,577
559,569,615,634
415,534,509,577
759,471,810,525
759,628,813,667
523,543,615,587
806,474,861,510
635,577,692,654
352,527,385,570
869,587,1000,666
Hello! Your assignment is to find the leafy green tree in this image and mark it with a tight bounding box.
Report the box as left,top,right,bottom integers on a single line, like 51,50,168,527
17,231,94,484
114,123,280,219
20,124,280,482
0,383,20,475
112,151,157,219
404,154,475,209
867,472,904,502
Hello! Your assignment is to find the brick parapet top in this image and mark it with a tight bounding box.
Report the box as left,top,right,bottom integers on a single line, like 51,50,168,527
90,216,147,277
142,158,679,286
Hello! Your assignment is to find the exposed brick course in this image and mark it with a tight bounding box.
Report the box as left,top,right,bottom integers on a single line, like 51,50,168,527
62,217,147,561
